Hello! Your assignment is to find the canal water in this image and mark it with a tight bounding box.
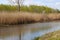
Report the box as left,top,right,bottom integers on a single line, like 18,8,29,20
0,22,60,40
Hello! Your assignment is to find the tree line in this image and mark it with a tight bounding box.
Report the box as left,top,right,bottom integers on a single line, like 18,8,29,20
0,4,60,13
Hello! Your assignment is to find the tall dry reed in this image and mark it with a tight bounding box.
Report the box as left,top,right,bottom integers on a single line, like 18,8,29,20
0,12,60,24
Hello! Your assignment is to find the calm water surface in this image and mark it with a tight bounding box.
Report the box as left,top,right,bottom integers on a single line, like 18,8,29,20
0,22,60,40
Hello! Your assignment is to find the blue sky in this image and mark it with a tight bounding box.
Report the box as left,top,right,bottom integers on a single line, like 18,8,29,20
0,0,60,10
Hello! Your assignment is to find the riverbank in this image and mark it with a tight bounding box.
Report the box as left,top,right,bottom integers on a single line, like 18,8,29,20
0,12,60,24
34,30,60,40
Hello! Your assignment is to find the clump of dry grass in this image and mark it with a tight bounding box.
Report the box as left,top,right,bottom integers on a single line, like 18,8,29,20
47,13,60,21
0,12,42,24
0,12,60,25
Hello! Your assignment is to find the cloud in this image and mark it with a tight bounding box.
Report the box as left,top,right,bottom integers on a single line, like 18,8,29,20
24,0,45,6
56,2,60,5
54,2,60,9
45,0,54,2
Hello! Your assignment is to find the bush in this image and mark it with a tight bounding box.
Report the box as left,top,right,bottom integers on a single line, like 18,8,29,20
0,4,60,13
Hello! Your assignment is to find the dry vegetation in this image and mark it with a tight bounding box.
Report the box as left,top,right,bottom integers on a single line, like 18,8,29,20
0,12,60,24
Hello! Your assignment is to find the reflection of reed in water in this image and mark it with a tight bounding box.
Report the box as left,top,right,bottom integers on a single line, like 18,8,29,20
0,22,51,40
0,25,22,37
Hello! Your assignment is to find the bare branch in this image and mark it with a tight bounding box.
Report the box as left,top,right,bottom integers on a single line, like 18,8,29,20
8,0,24,11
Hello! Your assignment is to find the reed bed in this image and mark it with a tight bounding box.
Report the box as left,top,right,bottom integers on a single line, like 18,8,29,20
0,12,60,25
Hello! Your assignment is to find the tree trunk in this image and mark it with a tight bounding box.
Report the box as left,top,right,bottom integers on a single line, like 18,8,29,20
18,0,20,11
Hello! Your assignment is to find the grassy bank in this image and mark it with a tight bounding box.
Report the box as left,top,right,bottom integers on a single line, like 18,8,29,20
34,30,60,40
0,12,60,24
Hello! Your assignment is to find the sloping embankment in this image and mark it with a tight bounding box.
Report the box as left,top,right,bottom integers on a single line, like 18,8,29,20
34,30,60,40
0,12,60,24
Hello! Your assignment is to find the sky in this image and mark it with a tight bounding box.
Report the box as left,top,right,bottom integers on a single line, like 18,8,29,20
0,0,60,10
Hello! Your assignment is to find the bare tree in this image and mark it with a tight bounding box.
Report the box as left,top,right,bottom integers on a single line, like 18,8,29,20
8,0,24,11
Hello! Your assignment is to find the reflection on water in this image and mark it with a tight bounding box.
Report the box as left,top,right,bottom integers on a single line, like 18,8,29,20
0,22,60,40
0,35,19,40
